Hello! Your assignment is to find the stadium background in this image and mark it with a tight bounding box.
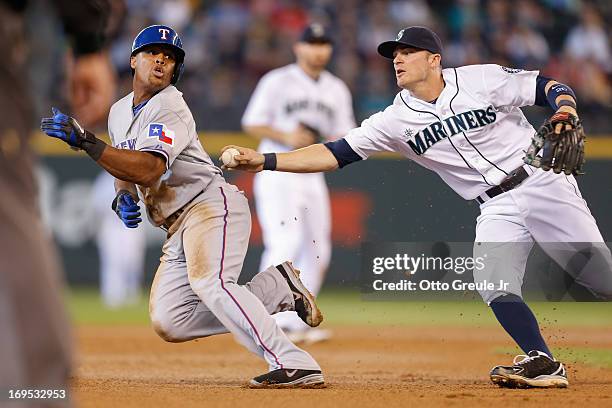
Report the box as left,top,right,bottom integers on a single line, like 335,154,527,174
21,1,612,406
28,0,612,285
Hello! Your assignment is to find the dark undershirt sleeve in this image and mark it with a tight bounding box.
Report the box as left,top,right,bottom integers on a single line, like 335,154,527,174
324,139,363,168
534,75,552,107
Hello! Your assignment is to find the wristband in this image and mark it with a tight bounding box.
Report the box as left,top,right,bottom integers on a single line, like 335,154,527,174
263,153,277,171
557,99,577,109
547,82,577,110
81,131,107,161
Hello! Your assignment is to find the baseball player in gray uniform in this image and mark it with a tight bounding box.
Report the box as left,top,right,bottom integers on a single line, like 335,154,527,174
224,26,612,389
41,24,326,389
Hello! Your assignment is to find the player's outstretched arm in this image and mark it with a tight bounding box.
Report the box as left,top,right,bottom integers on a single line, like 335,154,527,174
41,107,166,186
221,144,339,173
96,147,165,187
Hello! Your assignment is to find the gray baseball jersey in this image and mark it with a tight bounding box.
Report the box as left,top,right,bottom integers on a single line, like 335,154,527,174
107,84,320,371
108,85,222,226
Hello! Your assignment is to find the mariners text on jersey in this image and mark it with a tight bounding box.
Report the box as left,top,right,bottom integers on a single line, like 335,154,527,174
406,105,497,155
241,63,355,154
285,99,335,119
342,64,542,199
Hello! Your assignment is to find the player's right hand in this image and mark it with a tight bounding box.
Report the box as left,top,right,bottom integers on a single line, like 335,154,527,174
221,145,265,172
111,191,142,228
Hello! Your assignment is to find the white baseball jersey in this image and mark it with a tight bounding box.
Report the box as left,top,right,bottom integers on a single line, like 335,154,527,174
242,63,356,152
344,64,538,200
339,63,612,304
242,63,356,336
108,85,222,226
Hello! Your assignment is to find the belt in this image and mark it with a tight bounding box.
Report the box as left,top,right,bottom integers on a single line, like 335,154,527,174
160,189,205,231
161,208,184,231
476,166,530,204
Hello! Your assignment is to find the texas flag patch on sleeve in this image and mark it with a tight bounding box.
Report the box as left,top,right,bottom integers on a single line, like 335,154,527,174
148,123,175,146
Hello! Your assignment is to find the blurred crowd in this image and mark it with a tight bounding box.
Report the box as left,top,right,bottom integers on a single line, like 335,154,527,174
32,0,612,132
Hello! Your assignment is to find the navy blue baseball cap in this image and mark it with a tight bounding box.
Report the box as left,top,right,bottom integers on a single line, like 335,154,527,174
300,23,332,44
377,26,443,59
131,25,185,84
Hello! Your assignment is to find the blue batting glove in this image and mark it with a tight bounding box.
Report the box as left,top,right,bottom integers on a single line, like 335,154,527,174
40,107,82,147
112,191,142,229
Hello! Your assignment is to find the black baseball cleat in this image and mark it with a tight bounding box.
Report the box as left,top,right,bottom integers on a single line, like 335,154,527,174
276,262,323,327
249,368,325,389
490,350,569,388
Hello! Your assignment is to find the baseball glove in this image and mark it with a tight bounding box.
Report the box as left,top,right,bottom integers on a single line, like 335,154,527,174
523,111,585,175
299,122,324,144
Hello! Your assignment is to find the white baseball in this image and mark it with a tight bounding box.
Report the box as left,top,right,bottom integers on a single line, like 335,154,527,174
221,148,240,168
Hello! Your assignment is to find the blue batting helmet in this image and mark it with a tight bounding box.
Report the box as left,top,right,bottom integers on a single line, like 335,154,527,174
131,24,185,84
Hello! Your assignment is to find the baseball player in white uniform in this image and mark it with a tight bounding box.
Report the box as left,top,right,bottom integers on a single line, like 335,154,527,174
242,23,356,343
224,26,612,389
41,24,327,388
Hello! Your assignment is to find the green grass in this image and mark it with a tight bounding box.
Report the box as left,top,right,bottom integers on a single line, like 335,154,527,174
318,289,612,327
67,286,612,328
67,288,150,325
67,287,612,369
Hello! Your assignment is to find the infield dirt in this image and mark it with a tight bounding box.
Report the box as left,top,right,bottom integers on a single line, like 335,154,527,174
72,325,612,407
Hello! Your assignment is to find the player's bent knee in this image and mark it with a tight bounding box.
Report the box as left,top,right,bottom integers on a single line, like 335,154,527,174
592,286,612,301
593,263,612,300
479,289,522,305
151,319,181,343
150,311,193,343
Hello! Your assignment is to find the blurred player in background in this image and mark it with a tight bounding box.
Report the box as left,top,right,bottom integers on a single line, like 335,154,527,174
92,171,146,308
0,0,115,401
242,23,356,344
